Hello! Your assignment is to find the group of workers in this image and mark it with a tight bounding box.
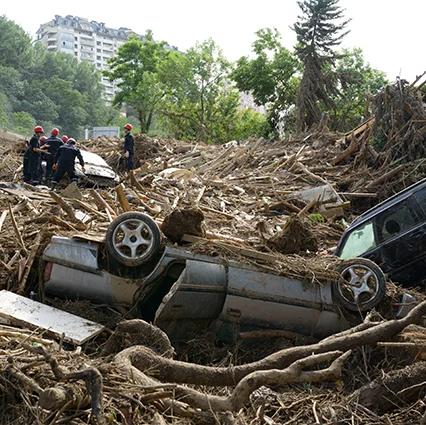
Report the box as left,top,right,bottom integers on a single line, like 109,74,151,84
23,123,135,188
23,126,85,189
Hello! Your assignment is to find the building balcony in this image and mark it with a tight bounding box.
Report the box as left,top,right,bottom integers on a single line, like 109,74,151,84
80,39,95,47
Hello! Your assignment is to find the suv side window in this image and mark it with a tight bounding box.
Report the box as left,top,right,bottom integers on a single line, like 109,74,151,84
375,199,422,244
339,220,376,259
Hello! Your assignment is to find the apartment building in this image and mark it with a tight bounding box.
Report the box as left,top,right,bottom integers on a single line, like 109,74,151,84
36,15,140,102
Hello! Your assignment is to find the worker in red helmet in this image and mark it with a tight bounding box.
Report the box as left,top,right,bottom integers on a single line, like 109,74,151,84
43,127,64,185
23,125,48,185
61,135,69,143
123,123,134,171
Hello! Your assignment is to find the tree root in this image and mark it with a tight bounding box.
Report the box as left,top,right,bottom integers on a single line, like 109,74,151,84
114,347,350,412
111,300,426,387
30,345,104,424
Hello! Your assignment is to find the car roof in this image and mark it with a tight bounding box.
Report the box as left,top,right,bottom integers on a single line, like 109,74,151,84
349,177,426,228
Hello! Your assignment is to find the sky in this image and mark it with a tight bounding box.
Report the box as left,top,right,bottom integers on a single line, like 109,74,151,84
2,0,424,83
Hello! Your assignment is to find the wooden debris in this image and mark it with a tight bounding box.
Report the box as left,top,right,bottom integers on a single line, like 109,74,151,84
115,183,132,212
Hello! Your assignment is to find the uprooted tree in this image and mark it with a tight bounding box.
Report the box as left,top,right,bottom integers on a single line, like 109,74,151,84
4,300,426,424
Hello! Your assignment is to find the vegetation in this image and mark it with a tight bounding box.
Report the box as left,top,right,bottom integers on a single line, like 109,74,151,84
231,28,300,137
292,0,351,132
0,16,109,138
0,5,390,142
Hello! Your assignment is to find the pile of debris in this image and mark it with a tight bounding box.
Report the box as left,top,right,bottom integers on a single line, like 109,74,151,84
2,83,426,423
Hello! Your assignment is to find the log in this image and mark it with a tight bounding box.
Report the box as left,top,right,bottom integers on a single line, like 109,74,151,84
129,170,146,193
353,361,426,414
290,161,329,185
17,230,48,295
181,234,276,262
72,199,108,220
49,191,76,221
8,204,28,256
239,329,317,344
117,299,426,388
115,183,132,212
89,189,117,218
364,163,408,189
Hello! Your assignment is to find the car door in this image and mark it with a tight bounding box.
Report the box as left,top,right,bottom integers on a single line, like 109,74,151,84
373,197,425,282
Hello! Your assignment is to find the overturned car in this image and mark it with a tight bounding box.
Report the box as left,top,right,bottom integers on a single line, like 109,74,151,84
42,149,119,187
42,212,395,343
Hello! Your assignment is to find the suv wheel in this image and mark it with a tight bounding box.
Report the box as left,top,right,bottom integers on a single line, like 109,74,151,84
106,212,161,267
332,258,386,312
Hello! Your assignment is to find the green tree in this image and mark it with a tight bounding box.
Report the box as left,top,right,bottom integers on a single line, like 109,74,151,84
231,107,269,141
104,31,171,134
329,48,388,131
231,28,300,136
292,0,350,132
0,16,35,74
161,38,239,143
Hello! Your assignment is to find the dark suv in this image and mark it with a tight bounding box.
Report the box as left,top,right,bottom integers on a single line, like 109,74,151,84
335,178,426,287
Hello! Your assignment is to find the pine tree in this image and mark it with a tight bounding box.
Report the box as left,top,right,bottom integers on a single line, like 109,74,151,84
292,0,350,132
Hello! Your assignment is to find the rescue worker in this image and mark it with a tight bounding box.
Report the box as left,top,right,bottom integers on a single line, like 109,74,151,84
123,123,134,171
51,138,85,190
43,128,63,185
61,135,69,144
24,125,48,185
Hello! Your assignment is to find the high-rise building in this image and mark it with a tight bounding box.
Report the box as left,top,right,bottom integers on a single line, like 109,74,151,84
36,15,141,102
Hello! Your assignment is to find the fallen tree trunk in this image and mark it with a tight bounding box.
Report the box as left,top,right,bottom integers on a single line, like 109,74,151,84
352,361,426,414
117,300,426,387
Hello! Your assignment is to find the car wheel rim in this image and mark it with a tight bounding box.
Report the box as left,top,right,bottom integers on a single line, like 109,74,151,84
112,218,154,260
338,264,379,305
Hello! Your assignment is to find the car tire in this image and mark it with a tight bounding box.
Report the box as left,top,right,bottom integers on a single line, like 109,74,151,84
106,212,161,267
332,258,386,312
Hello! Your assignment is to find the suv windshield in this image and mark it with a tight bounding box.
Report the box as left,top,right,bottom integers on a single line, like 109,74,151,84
339,220,376,259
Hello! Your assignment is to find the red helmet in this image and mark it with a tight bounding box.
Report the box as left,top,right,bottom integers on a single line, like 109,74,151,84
34,125,44,134
124,123,133,131
40,136,47,142
62,135,69,142
51,127,59,136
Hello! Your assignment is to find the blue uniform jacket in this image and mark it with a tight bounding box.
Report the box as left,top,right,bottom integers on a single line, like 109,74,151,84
54,144,85,168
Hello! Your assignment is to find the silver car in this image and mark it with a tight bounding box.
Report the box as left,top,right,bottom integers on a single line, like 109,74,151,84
42,212,391,343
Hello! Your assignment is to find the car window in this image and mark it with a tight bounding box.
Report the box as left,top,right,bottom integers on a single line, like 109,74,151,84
375,199,421,244
414,188,426,216
339,220,376,259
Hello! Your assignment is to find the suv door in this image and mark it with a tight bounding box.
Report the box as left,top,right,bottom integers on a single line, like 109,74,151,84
373,197,425,283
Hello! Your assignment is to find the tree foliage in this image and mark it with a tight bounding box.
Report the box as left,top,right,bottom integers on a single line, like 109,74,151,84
103,31,172,134
161,38,240,143
0,16,110,138
329,48,388,131
293,0,350,132
232,28,300,136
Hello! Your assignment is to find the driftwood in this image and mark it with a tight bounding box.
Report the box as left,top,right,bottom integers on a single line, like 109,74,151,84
49,191,77,221
17,230,48,295
89,188,117,218
115,183,132,212
8,203,28,256
113,300,426,388
114,347,350,412
353,361,426,414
